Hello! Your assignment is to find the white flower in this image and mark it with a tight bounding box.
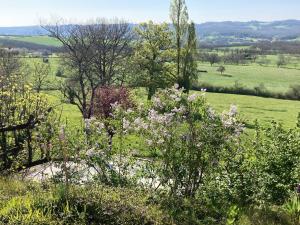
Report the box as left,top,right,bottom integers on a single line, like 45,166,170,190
229,104,238,117
146,139,153,146
188,94,198,102
172,106,186,114
126,108,134,114
157,139,164,144
86,148,96,157
123,118,130,131
207,107,216,119
153,97,164,109
133,117,148,130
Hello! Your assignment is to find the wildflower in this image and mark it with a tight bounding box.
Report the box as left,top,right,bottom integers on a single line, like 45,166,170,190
207,107,216,119
153,97,164,109
229,104,238,117
171,106,186,114
146,139,153,146
86,148,96,157
126,108,133,114
59,126,66,142
122,118,130,131
157,139,164,144
188,94,198,102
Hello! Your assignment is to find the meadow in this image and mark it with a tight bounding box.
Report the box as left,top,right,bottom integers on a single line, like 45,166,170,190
198,62,300,93
205,92,300,128
31,56,299,129
0,35,62,47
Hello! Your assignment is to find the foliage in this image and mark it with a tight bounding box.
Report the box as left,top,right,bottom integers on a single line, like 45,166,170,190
92,86,134,119
32,59,51,93
133,85,244,199
252,122,300,204
277,55,287,68
282,194,300,225
0,49,58,173
207,53,221,66
170,0,189,84
133,21,175,99
180,22,198,93
217,65,226,75
0,178,174,225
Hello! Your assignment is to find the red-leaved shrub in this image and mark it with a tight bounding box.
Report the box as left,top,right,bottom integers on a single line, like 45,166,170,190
92,86,133,118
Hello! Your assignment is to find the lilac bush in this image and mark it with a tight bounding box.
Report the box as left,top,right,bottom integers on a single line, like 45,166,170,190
133,85,244,197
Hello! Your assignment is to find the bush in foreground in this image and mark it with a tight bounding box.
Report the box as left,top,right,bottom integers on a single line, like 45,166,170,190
0,178,174,225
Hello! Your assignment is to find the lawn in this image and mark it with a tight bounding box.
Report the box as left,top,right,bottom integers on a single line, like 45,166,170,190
22,58,299,129
205,92,300,128
43,86,300,129
44,90,83,127
198,62,300,93
0,35,62,47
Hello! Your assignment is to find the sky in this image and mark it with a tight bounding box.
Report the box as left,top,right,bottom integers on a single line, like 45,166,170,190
0,0,300,27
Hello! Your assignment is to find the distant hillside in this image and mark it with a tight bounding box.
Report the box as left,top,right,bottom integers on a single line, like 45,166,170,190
1,20,300,46
197,20,300,45
0,26,48,36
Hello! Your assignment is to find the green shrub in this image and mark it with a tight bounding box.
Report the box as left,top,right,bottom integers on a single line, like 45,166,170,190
0,178,174,225
282,194,300,225
56,68,64,77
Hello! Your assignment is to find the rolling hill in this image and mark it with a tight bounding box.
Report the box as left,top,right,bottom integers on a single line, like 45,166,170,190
1,20,300,47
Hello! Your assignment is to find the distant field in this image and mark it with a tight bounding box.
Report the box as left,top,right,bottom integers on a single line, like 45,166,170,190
0,35,61,47
198,62,300,93
20,57,300,128
43,86,300,129
22,57,63,91
204,92,300,128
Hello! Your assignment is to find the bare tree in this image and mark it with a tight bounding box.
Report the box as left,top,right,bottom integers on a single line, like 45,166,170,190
88,18,133,86
42,18,133,119
0,49,20,78
42,22,94,118
170,0,189,81
32,60,51,93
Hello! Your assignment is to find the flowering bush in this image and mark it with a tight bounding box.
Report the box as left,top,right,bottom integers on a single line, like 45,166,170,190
129,85,245,198
83,103,138,186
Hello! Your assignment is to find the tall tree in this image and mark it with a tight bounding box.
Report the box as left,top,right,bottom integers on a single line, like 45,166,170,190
133,21,175,100
181,22,198,93
88,18,133,86
170,0,189,84
43,23,94,118
42,19,132,119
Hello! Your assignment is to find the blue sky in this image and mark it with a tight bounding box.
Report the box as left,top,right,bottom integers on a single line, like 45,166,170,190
1,0,300,26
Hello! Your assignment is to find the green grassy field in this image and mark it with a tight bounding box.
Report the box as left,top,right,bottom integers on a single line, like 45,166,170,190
43,86,300,129
21,57,300,128
198,62,300,93
44,91,83,127
205,92,300,128
0,35,62,47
